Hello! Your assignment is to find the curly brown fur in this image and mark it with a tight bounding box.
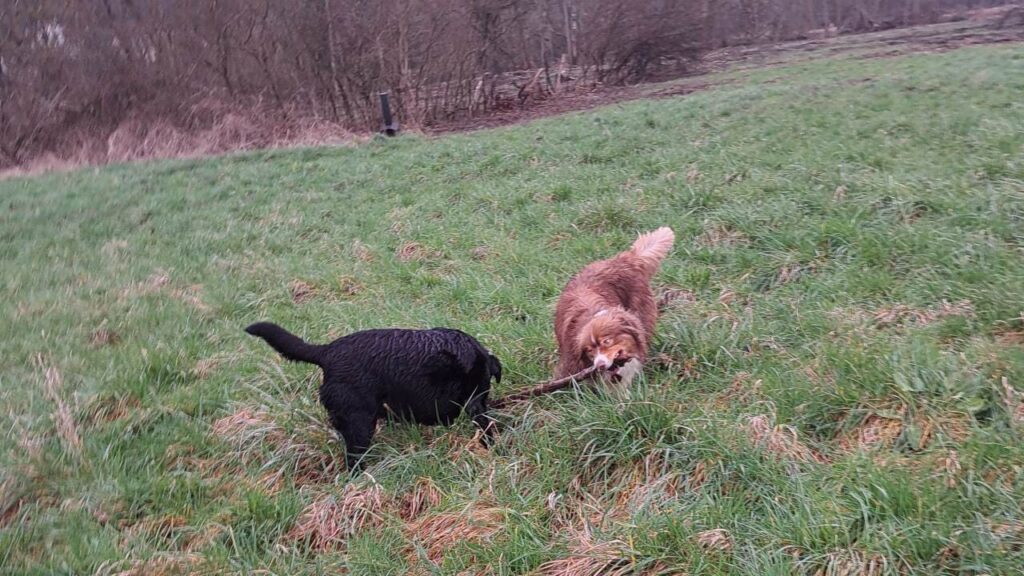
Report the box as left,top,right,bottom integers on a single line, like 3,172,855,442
554,227,674,393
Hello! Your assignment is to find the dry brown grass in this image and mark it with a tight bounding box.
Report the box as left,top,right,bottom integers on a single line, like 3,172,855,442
211,407,276,439
125,514,188,540
105,117,211,164
687,460,711,493
287,277,364,304
405,506,506,564
988,519,1024,553
397,242,427,262
835,412,905,453
399,477,444,521
100,235,126,253
649,352,701,383
146,272,171,289
351,239,376,262
776,263,812,286
470,246,493,261
943,449,962,488
211,406,342,488
191,357,221,380
289,280,315,304
550,477,611,533
166,448,235,492
696,222,748,248
0,154,84,181
15,423,45,463
533,514,670,576
172,284,212,313
285,483,387,550
89,326,119,347
655,287,697,311
696,528,733,552
182,521,229,553
337,275,364,297
396,242,444,263
814,549,891,576
872,299,974,328
35,356,82,459
611,451,683,515
546,476,646,554
826,299,975,337
744,413,825,465
119,271,211,313
995,329,1024,346
712,372,764,409
717,287,738,306
1001,376,1024,425
93,552,201,576
437,426,492,463
535,492,644,576
534,453,697,576
0,480,26,528
86,393,142,425
191,348,246,380
0,105,364,181
532,536,637,576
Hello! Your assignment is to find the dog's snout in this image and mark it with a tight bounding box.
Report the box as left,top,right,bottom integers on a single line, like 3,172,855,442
593,353,612,369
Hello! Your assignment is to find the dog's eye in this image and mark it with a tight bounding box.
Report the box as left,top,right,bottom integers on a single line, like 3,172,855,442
601,338,613,347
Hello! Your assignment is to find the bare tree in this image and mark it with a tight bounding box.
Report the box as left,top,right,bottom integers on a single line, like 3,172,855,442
0,0,1014,169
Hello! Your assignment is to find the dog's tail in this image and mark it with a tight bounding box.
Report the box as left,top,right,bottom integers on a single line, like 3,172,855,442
628,226,675,276
245,322,326,366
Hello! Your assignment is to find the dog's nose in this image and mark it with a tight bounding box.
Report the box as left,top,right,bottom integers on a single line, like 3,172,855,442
593,353,612,369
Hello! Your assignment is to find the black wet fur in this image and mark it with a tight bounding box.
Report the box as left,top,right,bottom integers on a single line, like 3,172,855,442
244,321,501,471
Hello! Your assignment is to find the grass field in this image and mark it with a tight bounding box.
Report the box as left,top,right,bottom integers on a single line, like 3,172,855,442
3,42,1024,575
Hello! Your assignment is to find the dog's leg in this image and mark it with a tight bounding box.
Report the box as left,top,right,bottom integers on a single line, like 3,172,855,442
465,393,496,447
330,409,377,472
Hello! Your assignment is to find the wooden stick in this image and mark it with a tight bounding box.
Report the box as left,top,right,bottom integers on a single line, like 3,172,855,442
491,366,601,409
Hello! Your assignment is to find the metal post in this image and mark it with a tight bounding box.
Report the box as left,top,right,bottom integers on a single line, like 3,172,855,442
379,91,399,136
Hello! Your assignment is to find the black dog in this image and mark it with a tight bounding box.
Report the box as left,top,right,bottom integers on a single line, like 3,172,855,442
245,322,501,470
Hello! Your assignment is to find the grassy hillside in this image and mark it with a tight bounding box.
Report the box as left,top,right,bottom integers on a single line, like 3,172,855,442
2,44,1023,575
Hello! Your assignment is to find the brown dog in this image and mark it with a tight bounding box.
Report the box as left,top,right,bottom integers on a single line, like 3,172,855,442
554,227,675,395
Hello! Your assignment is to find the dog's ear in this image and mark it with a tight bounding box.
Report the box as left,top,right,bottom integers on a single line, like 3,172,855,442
488,354,502,384
574,319,596,358
441,347,477,374
620,315,647,352
578,345,592,362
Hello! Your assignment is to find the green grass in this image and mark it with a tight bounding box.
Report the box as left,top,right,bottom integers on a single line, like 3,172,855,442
3,43,1024,575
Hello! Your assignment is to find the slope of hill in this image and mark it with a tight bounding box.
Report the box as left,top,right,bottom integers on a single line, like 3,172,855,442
2,42,1023,575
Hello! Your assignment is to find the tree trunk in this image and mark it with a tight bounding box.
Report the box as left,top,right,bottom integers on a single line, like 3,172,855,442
562,0,575,65
323,0,340,120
